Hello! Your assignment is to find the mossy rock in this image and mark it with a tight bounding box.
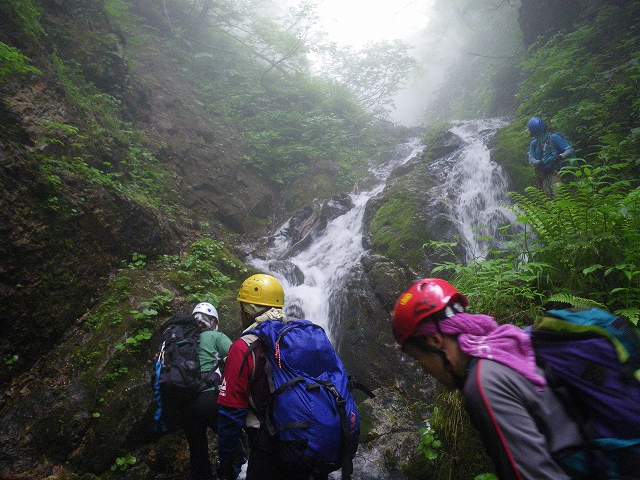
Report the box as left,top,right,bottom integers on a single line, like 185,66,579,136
489,122,535,193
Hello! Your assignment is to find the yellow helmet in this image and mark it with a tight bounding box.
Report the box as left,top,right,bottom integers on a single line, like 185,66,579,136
237,274,284,308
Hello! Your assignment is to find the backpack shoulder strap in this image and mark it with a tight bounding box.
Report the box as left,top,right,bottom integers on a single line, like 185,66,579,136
239,334,259,380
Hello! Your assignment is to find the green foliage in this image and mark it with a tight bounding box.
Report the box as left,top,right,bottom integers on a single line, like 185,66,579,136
49,54,178,213
545,293,606,309
320,40,417,112
0,41,41,83
417,423,442,462
370,192,428,270
128,253,147,270
102,366,129,386
511,162,640,312
426,392,493,479
434,256,546,323
474,474,498,480
110,454,137,472
115,329,152,353
170,237,246,307
104,0,130,23
86,274,132,330
517,3,640,166
4,354,19,367
0,0,44,40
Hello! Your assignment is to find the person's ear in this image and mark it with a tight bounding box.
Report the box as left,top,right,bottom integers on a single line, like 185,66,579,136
425,333,445,350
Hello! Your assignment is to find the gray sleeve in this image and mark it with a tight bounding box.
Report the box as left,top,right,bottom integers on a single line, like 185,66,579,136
464,360,572,480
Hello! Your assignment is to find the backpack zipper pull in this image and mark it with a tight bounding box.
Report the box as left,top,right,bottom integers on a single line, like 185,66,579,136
275,341,282,369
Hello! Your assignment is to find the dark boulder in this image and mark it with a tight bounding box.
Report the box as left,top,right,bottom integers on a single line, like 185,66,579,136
267,260,305,286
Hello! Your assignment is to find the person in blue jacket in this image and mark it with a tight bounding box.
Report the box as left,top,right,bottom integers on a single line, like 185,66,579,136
527,116,574,195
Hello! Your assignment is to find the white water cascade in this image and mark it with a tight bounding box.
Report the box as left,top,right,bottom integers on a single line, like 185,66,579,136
245,120,516,479
250,140,425,337
435,118,516,260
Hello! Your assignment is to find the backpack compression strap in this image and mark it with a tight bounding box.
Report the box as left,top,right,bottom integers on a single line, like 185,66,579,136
317,380,354,480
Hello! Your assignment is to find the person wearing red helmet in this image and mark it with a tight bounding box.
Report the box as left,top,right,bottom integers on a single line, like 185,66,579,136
393,279,584,480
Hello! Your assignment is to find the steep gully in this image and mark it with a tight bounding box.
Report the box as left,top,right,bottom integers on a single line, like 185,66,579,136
249,118,512,337
246,119,514,478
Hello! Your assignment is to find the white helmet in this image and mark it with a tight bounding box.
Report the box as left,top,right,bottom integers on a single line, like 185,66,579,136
192,302,219,329
193,302,219,318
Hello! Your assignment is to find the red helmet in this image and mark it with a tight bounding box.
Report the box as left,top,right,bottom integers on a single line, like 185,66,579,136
392,278,468,346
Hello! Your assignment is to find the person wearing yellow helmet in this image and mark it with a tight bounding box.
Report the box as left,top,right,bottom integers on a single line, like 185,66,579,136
235,273,285,330
217,274,310,480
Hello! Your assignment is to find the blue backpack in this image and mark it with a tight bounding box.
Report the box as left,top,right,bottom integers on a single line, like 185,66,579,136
246,320,362,478
532,308,640,478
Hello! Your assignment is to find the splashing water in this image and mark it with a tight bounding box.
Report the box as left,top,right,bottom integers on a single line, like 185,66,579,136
245,121,515,479
249,140,424,336
435,118,516,261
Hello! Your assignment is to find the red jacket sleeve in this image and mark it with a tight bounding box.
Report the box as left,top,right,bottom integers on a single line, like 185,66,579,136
218,338,253,409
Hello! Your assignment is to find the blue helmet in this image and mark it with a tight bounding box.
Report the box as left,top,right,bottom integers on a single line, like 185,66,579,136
527,116,546,136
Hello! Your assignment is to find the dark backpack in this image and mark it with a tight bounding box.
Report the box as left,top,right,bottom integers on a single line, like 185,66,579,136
152,314,220,432
245,320,363,479
532,308,640,477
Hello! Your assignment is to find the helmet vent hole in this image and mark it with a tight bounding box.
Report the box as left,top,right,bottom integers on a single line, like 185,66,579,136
254,287,259,291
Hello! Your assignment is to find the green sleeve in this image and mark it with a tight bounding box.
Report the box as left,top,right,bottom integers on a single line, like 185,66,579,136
216,332,233,358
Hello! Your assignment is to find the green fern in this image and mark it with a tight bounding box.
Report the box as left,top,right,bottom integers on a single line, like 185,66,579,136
615,308,640,326
545,293,606,309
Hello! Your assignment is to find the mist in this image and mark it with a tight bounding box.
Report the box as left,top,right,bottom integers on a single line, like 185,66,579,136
271,0,523,126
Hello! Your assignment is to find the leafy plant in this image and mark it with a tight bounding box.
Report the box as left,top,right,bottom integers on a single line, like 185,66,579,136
474,474,498,480
417,423,442,462
128,253,147,270
110,454,137,472
4,354,19,367
0,41,41,83
115,329,152,353
0,0,44,40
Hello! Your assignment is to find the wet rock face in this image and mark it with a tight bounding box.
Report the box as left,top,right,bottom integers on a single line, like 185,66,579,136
363,148,463,275
330,265,424,394
0,141,176,384
285,195,353,255
254,194,354,259
354,385,435,480
267,260,305,286
360,254,416,312
422,129,466,164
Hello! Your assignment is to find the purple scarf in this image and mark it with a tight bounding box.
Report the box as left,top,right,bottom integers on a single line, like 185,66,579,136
415,312,546,389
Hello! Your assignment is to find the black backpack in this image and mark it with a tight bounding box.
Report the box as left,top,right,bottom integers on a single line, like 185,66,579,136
152,314,222,432
155,314,206,401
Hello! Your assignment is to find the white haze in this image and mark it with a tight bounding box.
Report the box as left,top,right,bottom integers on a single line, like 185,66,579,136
274,0,521,126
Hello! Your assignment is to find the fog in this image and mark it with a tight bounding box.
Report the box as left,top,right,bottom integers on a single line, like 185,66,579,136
271,0,522,126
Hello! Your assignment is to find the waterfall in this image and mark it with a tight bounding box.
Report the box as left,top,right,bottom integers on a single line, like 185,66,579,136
245,120,515,479
435,118,516,261
249,140,425,337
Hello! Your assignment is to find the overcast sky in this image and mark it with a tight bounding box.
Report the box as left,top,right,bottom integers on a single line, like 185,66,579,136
312,0,433,48
301,0,436,125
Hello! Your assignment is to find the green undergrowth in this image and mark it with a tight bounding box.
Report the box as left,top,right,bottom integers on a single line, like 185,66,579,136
0,41,41,83
403,391,492,480
62,237,248,474
0,0,45,41
34,55,179,215
494,2,640,188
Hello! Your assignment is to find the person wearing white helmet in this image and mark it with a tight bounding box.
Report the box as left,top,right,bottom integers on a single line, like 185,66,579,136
182,301,232,480
193,302,220,330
